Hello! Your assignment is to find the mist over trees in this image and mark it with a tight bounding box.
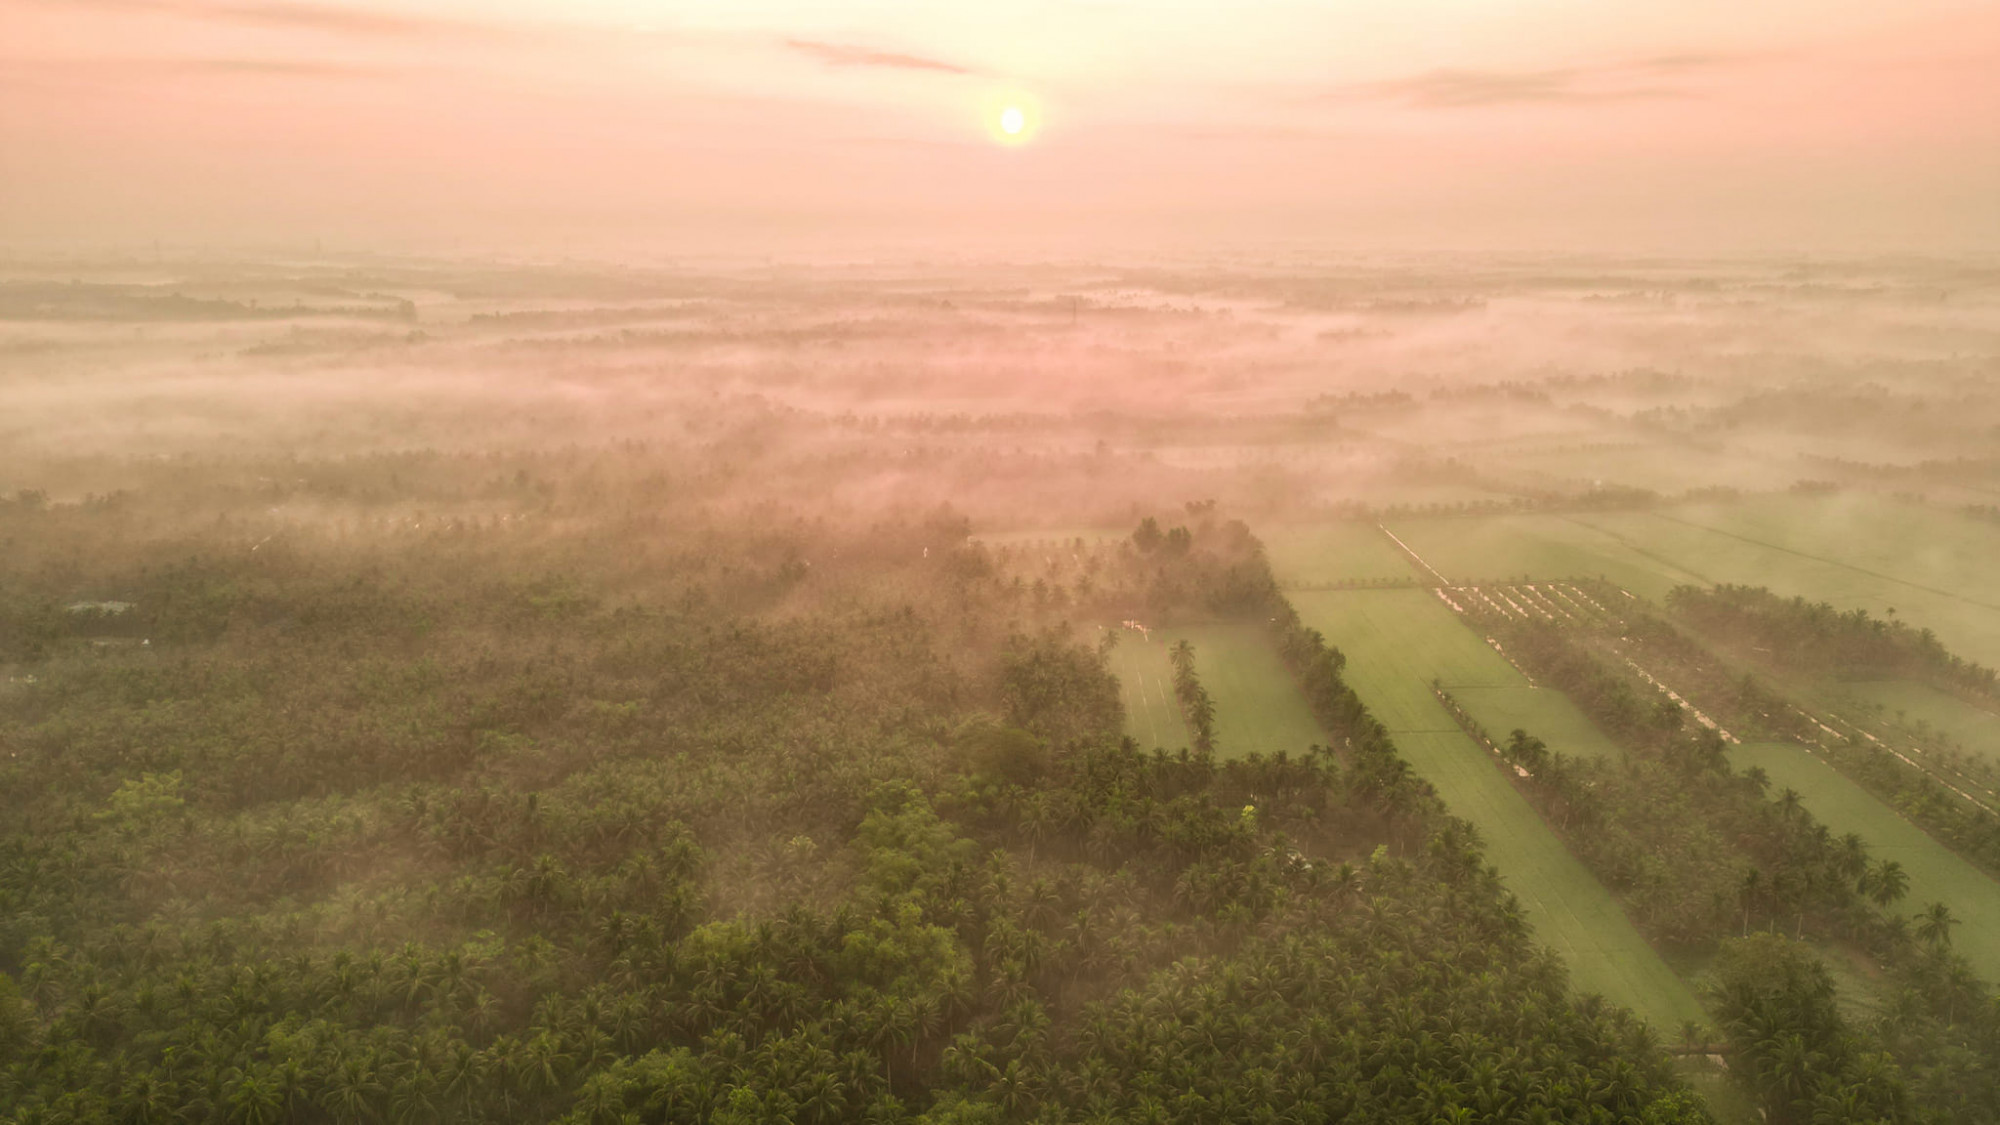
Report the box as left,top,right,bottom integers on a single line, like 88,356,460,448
3,252,1999,1122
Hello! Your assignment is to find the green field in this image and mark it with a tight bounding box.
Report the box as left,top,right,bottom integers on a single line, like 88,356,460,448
1732,742,2000,982
1107,632,1193,753
1452,686,1625,761
1842,680,2000,768
1380,507,2000,986
1289,587,1709,1030
1107,625,1326,759
1176,623,1329,758
1262,523,1418,587
1388,497,2000,670
1387,513,1708,599
1292,587,1523,728
1579,502,2000,668
1663,496,2000,608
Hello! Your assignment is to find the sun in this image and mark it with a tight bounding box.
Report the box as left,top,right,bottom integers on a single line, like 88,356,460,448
983,93,1040,146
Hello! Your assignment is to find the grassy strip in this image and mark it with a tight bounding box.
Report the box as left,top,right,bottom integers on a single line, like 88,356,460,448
1279,587,1711,1031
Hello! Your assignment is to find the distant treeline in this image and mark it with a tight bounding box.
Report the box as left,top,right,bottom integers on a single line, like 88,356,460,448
0,282,415,323
1320,482,1680,524
1666,584,2000,699
1800,454,2000,485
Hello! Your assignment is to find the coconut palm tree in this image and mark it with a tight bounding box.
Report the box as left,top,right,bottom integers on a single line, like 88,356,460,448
1914,902,1959,952
1864,860,1909,908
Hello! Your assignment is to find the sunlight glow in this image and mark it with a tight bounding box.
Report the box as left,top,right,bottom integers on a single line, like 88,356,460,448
984,92,1041,146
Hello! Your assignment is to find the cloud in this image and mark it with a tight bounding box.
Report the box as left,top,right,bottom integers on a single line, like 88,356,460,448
172,56,403,76
1339,54,1736,109
0,54,406,83
24,0,506,41
785,38,972,75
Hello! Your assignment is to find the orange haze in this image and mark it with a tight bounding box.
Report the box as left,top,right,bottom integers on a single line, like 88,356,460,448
3,0,1998,254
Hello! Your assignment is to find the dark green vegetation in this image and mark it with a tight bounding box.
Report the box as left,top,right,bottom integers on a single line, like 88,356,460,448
1667,585,2000,701
1608,587,2000,893
0,468,1714,1124
1728,742,2000,982
5,252,2000,1123
1460,591,2000,1122
1276,586,1712,1034
1709,935,1911,1125
1167,639,1215,755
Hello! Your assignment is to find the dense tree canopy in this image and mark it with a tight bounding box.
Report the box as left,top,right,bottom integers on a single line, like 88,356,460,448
0,466,1716,1122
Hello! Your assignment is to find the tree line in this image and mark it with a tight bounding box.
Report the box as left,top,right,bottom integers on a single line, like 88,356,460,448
1667,584,2000,702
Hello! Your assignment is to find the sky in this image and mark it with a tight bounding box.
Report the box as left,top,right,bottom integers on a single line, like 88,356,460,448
3,0,1998,255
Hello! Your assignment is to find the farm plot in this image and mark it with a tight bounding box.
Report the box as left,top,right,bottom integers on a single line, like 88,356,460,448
1482,440,1784,496
1107,632,1191,753
1666,495,2000,609
1732,742,2000,982
1451,686,1625,762
1261,523,1418,588
1175,623,1329,759
1106,624,1326,760
1398,731,1707,1030
1290,588,1707,1030
1290,587,1523,729
1387,499,2000,669
1841,680,2000,769
1387,513,1706,599
1573,504,2000,668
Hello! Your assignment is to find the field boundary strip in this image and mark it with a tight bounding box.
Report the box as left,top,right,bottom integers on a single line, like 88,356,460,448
1377,524,1451,585
1557,514,1716,589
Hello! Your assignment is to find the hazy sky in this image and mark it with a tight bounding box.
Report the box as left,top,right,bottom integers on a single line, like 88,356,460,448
4,0,1998,254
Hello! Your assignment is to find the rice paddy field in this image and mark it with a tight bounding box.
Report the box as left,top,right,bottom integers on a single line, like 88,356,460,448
1261,522,1419,587
1840,681,2000,768
1578,504,2000,668
1390,495,2000,668
1106,630,1192,753
1385,513,1707,599
1292,587,1522,728
1664,496,2000,606
1105,624,1326,759
1176,623,1329,758
1731,742,2000,982
1288,585,1708,1030
1450,686,1626,761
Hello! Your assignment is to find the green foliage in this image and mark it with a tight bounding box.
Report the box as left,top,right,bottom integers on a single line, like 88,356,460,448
1669,584,2000,700
96,771,185,825
956,721,1051,787
1167,640,1216,755
0,470,1713,1123
1711,935,1911,1125
0,972,28,1058
1492,624,1901,948
998,631,1122,746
